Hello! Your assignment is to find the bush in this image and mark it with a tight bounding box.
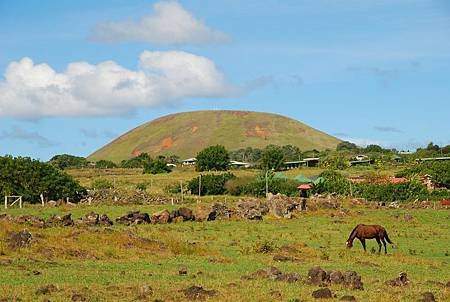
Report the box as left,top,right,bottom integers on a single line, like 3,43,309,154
240,177,299,197
91,178,113,190
95,160,117,169
224,176,254,196
196,145,230,172
0,155,85,202
188,173,235,196
397,161,450,189
313,170,351,195
261,145,285,171
48,154,88,169
135,183,147,191
120,153,151,168
143,157,172,174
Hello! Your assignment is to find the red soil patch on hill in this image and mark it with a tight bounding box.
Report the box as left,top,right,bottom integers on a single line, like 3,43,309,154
160,137,174,149
246,125,270,138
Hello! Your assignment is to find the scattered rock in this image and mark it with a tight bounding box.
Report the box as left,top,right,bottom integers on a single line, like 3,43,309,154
385,272,410,286
35,284,58,295
46,214,74,227
179,267,188,275
15,215,46,228
71,294,87,301
136,285,153,300
192,207,215,222
273,254,294,262
269,290,282,299
340,295,357,301
7,230,32,249
236,199,268,220
98,214,113,226
181,285,216,301
267,194,298,218
243,267,299,283
151,210,171,224
307,267,329,285
417,292,435,302
211,203,232,220
343,271,364,290
404,213,414,222
307,267,363,289
116,211,150,225
170,207,194,222
446,281,450,288
312,288,332,299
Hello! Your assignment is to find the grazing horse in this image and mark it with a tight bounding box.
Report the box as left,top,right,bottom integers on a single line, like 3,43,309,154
346,224,393,254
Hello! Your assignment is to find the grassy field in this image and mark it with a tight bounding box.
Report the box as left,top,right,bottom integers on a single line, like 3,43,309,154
1,202,449,301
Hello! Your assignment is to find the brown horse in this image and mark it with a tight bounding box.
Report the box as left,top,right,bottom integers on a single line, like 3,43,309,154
346,224,393,254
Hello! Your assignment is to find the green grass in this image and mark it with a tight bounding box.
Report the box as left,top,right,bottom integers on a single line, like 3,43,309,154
1,203,449,301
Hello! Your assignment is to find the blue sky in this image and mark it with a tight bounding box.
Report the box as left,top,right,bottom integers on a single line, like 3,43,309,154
1,0,449,160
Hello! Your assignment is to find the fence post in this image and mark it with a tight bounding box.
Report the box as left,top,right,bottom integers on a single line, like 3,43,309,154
4,196,7,209
19,196,22,209
40,194,44,207
180,180,184,203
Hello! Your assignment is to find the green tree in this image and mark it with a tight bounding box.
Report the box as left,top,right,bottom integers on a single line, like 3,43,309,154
120,153,151,168
143,156,172,174
336,141,360,152
261,145,285,171
95,160,117,169
0,155,85,202
48,154,88,169
196,145,230,172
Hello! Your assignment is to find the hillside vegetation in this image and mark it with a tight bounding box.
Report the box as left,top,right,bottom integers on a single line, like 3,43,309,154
88,110,341,162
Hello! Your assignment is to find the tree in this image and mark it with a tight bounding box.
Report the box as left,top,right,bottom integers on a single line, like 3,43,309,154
95,160,117,169
261,145,285,171
336,141,360,152
48,154,88,169
196,145,230,172
143,156,172,174
0,155,85,202
120,153,151,168
365,144,384,153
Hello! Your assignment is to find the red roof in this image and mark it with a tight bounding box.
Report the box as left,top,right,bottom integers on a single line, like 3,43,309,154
297,184,313,190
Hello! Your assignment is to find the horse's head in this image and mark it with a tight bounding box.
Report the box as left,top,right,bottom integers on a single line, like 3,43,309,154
346,240,353,248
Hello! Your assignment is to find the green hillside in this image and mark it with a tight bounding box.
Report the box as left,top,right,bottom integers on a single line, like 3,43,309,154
88,110,341,162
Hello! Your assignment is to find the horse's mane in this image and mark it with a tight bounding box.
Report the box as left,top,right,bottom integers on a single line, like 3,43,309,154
347,224,360,241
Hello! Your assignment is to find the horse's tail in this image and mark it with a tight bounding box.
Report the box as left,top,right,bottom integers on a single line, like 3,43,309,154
384,231,393,245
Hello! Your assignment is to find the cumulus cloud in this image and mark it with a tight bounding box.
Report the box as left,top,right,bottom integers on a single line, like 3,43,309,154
0,51,236,118
0,126,58,147
91,0,229,44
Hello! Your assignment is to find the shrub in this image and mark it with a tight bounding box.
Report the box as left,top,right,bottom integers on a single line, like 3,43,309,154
196,145,230,171
224,176,253,196
135,183,147,191
143,157,172,174
261,145,285,171
48,154,88,169
95,160,117,169
91,178,113,190
397,161,450,189
240,177,299,197
0,155,85,202
188,173,235,196
120,153,151,168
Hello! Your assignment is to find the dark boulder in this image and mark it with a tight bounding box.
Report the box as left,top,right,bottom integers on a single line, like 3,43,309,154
312,288,333,299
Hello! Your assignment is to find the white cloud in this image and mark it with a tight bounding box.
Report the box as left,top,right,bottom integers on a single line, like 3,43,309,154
0,51,236,118
91,0,229,44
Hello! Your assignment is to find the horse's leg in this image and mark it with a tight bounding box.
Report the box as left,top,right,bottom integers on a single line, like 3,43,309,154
381,237,387,254
375,237,382,254
359,238,366,252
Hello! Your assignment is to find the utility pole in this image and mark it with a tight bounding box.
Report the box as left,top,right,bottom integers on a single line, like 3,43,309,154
199,174,202,197
180,180,184,203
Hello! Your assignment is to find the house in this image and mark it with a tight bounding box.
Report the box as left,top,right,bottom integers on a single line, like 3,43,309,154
355,154,368,161
416,157,450,162
229,160,251,168
349,159,373,166
283,158,320,169
182,157,197,166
